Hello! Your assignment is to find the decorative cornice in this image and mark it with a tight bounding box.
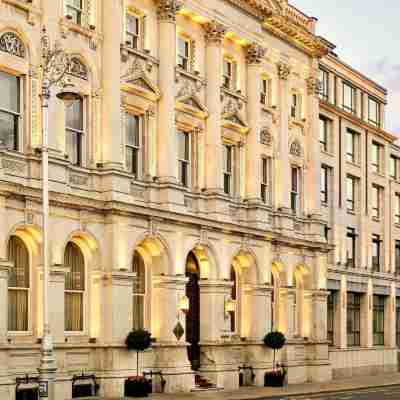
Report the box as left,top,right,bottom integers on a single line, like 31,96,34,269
245,43,266,65
276,61,291,80
156,0,183,22
203,20,227,45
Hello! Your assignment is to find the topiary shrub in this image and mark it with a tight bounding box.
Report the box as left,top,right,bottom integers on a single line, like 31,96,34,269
263,331,286,370
126,329,152,377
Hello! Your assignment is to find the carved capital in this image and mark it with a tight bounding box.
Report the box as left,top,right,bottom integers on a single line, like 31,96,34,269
156,0,183,22
204,20,227,45
306,75,321,96
246,43,265,65
276,61,291,80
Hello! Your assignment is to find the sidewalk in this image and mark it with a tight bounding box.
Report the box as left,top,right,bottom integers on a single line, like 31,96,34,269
143,372,400,399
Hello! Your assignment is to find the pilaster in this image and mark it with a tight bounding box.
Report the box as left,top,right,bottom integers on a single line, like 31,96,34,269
336,276,347,348
385,285,396,348
203,21,226,194
245,43,265,203
0,260,12,343
279,286,296,338
310,290,329,342
361,280,373,348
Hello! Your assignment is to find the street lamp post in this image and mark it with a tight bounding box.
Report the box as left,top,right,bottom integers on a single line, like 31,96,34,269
38,27,80,400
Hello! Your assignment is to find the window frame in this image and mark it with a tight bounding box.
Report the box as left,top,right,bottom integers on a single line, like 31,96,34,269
132,250,146,330
368,97,380,127
291,92,301,120
177,129,191,188
0,70,21,152
321,165,329,205
397,298,400,347
371,141,381,174
395,240,400,275
291,166,300,214
260,157,271,204
347,292,361,347
125,113,142,178
319,68,329,101
346,228,357,268
343,81,356,114
65,0,85,26
346,175,356,212
390,155,398,180
260,77,270,106
373,295,385,346
327,291,336,345
319,115,329,152
65,96,85,167
371,185,381,220
222,58,237,91
223,144,233,195
372,234,381,272
126,12,141,50
395,193,400,225
346,129,357,163
177,35,191,72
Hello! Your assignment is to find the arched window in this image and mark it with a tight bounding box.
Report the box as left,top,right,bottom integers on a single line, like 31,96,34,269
230,266,238,333
132,251,145,329
8,236,29,331
65,242,85,332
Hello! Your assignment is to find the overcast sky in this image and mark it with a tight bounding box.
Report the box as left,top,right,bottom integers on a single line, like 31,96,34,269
290,0,400,135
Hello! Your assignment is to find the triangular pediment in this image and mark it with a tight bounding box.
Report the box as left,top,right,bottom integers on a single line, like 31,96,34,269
124,72,160,97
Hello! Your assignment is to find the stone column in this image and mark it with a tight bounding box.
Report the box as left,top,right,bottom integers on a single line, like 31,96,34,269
0,260,12,343
305,70,322,216
204,21,226,194
199,280,231,341
101,0,123,169
279,287,296,338
275,60,291,210
144,107,156,181
156,0,182,184
152,275,187,343
102,271,135,344
336,277,347,348
361,281,373,348
245,44,265,203
47,265,69,343
385,285,396,348
310,290,329,342
243,284,272,340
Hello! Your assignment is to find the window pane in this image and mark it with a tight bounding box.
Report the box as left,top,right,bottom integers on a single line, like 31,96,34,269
64,243,85,291
343,83,354,111
66,98,83,131
390,157,397,178
0,71,19,112
8,236,29,288
346,131,355,161
291,167,298,192
178,131,189,161
66,130,81,165
8,289,28,331
126,114,140,147
65,292,83,331
319,117,327,151
369,98,378,124
126,15,139,35
0,111,17,150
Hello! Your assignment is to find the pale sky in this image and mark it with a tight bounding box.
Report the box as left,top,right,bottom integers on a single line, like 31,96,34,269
290,0,400,135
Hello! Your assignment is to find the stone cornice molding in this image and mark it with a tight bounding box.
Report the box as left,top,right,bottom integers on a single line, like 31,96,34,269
156,0,184,22
245,43,266,65
203,20,227,45
276,61,291,80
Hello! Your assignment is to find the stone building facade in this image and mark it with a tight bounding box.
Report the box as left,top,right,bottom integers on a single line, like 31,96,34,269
0,0,397,398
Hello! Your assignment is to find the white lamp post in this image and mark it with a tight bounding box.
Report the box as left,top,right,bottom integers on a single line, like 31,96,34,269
38,27,80,400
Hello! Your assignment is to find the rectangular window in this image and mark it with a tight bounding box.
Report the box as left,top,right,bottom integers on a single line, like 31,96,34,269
223,144,233,195
260,78,269,106
291,166,300,213
346,228,356,268
373,295,385,346
319,116,329,152
371,142,381,173
395,240,400,275
66,0,84,25
261,157,270,204
346,175,356,212
395,193,400,225
372,185,380,220
327,291,336,344
397,299,400,347
321,165,329,205
319,68,329,101
223,59,236,90
125,114,141,177
372,234,381,272
66,97,84,166
291,93,301,119
368,97,380,126
343,82,356,114
346,129,357,163
177,130,190,187
0,71,20,151
390,156,398,180
177,37,190,71
347,292,361,347
126,14,140,49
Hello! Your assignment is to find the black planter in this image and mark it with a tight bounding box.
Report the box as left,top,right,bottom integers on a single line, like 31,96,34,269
264,370,286,387
16,388,38,400
72,383,95,398
124,379,152,398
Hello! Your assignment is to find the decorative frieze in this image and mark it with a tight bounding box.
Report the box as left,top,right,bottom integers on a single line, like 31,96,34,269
246,43,265,65
0,32,25,58
67,57,88,80
69,174,89,186
276,61,291,80
204,21,227,45
2,158,26,174
156,0,183,22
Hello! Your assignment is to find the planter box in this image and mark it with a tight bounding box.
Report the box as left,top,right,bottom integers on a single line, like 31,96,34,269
16,388,38,400
72,383,95,398
124,379,152,398
264,371,286,387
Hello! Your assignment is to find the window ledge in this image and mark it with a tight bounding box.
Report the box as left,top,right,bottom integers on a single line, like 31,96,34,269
346,160,361,168
371,171,385,179
7,331,33,337
120,45,159,66
176,67,206,86
321,149,335,157
221,86,247,102
60,18,101,44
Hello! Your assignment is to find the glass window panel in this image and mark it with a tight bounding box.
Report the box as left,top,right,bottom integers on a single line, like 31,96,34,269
66,98,83,131
369,98,379,124
0,111,17,150
8,236,29,289
66,130,81,166
126,114,140,147
390,156,397,178
0,71,19,112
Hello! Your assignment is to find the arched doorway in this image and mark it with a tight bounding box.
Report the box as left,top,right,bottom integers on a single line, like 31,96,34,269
185,252,200,370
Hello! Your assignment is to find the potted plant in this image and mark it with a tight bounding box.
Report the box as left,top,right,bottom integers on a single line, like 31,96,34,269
125,329,152,397
263,331,286,387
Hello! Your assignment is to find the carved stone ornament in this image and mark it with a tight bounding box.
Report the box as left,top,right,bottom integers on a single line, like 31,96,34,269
260,127,272,145
156,0,183,22
306,75,321,96
246,43,265,65
0,32,25,58
204,20,227,45
290,139,302,157
221,94,247,126
176,74,203,100
67,57,88,80
276,61,291,80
